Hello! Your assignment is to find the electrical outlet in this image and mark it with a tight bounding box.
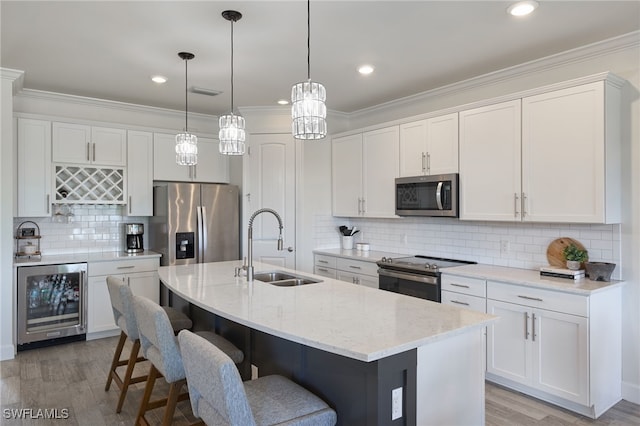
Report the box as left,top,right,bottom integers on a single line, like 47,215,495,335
391,387,402,420
500,240,510,254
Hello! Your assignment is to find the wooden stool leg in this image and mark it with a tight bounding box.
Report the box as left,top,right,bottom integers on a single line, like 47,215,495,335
162,379,186,426
136,364,159,426
105,331,127,391
115,339,142,413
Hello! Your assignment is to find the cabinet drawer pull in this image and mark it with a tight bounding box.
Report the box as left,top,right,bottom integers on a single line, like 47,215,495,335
514,193,520,217
518,295,543,302
86,142,90,161
450,300,469,306
318,260,329,264
129,196,132,214
450,283,470,289
349,265,362,270
421,152,426,173
524,312,530,340
93,142,96,162
46,194,50,214
117,265,136,270
317,268,329,273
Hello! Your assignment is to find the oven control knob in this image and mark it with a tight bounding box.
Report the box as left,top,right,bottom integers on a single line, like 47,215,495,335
381,257,387,263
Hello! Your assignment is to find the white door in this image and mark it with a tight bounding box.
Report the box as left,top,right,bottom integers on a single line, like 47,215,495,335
243,134,295,269
426,112,459,175
362,126,399,217
532,309,589,404
332,133,363,216
399,120,427,177
486,299,531,385
459,100,522,221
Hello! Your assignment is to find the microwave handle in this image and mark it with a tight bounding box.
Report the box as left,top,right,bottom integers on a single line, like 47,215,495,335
436,182,444,210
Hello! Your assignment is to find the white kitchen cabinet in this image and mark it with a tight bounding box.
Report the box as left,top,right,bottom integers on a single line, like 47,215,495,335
52,122,126,166
313,253,379,289
17,118,52,217
126,130,153,216
153,133,229,183
332,126,399,218
460,78,622,224
87,257,159,338
336,257,379,288
485,280,621,418
459,99,522,221
441,274,486,313
314,254,337,279
521,81,621,223
399,113,458,177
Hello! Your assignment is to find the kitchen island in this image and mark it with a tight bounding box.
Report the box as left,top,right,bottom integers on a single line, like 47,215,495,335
159,260,495,426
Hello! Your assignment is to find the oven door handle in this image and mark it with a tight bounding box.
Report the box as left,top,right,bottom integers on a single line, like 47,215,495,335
378,268,438,285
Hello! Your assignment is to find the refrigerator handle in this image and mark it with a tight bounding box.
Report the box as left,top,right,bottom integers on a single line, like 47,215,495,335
198,206,206,262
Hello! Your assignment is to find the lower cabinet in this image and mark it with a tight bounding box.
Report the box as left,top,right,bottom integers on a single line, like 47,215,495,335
87,257,159,338
485,280,621,418
313,254,379,289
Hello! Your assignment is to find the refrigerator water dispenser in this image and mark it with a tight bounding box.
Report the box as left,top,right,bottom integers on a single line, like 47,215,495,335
176,232,195,260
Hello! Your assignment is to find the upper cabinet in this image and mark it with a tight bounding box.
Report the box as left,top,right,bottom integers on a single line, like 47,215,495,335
459,100,522,221
460,77,622,224
52,122,126,166
521,81,620,223
332,126,399,218
153,133,229,183
126,131,153,216
399,112,459,177
17,118,52,217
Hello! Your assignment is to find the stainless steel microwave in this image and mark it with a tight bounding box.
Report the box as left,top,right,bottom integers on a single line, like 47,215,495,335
395,173,459,217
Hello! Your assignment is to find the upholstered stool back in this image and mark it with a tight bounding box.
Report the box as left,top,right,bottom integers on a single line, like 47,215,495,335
179,330,337,426
133,295,185,384
106,276,140,341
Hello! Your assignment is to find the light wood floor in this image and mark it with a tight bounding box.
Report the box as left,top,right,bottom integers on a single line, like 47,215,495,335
1,336,638,425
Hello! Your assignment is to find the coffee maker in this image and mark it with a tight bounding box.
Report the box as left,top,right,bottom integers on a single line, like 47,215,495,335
125,223,144,253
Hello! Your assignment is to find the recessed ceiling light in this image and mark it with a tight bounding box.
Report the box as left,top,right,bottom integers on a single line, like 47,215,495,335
277,99,289,105
151,75,167,84
358,65,375,75
507,1,538,17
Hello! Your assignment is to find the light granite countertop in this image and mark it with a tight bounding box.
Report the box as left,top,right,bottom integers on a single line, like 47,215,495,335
14,250,161,267
442,263,625,295
158,260,495,362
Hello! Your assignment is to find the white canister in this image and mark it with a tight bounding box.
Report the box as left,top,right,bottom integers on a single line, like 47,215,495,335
341,236,354,250
356,242,370,252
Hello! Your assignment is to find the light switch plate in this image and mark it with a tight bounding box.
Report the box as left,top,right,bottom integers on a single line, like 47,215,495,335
392,387,402,420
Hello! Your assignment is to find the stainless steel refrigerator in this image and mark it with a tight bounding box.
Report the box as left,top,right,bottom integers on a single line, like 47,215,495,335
149,182,240,275
150,182,240,304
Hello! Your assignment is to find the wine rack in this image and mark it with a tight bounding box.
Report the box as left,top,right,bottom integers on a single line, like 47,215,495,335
55,165,125,204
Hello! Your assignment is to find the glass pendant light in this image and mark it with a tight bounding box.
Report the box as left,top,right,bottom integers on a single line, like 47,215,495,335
291,0,327,140
219,10,246,156
175,52,198,165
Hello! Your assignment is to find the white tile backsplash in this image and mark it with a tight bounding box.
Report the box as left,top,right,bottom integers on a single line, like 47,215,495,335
14,205,149,255
314,214,622,279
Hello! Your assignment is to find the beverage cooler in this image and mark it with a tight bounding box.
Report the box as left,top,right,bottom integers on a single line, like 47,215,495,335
17,263,88,349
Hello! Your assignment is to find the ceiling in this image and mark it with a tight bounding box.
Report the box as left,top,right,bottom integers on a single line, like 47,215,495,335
2,1,639,116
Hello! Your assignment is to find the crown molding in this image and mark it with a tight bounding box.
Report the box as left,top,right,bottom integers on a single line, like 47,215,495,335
351,30,640,120
15,88,216,120
1,68,25,94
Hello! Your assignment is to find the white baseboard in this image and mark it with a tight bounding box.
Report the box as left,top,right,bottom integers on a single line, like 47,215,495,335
622,380,640,405
0,344,16,361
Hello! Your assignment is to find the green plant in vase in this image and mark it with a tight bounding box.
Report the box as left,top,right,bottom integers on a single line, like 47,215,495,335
563,244,588,270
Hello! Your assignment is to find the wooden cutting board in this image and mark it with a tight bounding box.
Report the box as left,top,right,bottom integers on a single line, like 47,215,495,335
546,237,586,267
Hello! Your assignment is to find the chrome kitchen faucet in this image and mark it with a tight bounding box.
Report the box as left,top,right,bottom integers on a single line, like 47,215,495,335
246,208,284,281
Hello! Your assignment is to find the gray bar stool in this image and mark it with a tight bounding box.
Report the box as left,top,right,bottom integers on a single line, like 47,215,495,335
178,329,337,426
104,276,193,413
133,295,244,426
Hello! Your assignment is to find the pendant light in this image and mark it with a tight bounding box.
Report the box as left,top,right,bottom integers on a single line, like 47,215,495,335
219,10,246,156
291,0,327,140
175,52,198,165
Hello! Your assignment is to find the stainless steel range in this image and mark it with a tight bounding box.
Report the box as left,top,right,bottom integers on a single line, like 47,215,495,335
377,255,475,302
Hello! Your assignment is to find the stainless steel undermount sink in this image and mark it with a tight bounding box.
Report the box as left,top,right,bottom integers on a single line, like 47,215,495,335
253,271,322,286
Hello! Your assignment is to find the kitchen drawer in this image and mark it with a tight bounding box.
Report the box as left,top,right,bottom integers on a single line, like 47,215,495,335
314,254,337,269
441,274,486,297
89,258,159,277
336,257,378,277
487,280,587,317
441,290,486,313
314,266,337,279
